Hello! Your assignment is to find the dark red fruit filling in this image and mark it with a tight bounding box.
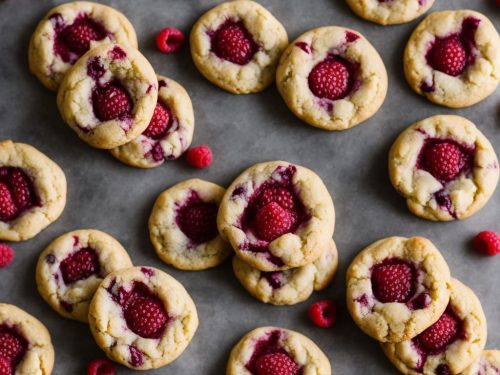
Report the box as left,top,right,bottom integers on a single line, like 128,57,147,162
176,192,218,244
262,271,283,289
142,102,172,140
211,20,258,65
371,259,416,303
308,57,355,101
87,358,115,375
60,247,100,285
0,167,39,222
129,345,143,367
435,364,451,375
92,82,132,122
0,356,11,375
0,326,28,373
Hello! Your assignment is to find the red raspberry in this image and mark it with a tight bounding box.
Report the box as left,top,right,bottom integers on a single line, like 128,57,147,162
178,202,218,243
0,333,25,362
257,188,294,210
0,357,11,375
124,297,168,338
254,353,299,375
213,21,256,65
308,58,350,100
60,248,100,285
423,141,465,182
63,22,100,55
7,169,33,211
87,358,115,375
417,312,459,352
0,183,17,222
429,38,467,76
186,145,213,168
93,84,132,121
0,244,14,268
473,230,500,256
255,202,293,242
156,27,185,53
143,102,171,139
371,262,415,303
308,299,336,328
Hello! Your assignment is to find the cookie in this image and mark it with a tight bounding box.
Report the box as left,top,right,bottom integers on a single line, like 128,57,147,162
29,1,138,91
110,75,195,168
389,115,499,221
36,229,133,322
227,326,331,375
461,350,500,375
217,161,335,272
149,179,231,271
57,43,158,149
382,278,487,375
404,10,500,108
346,236,451,343
346,0,435,25
0,303,55,375
0,140,66,242
233,239,338,305
190,0,288,94
88,266,198,370
276,26,387,131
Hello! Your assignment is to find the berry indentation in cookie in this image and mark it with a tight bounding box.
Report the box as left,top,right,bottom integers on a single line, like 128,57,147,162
92,82,133,123
371,259,417,303
295,42,311,54
211,20,258,65
176,192,218,244
435,364,451,375
87,57,106,80
0,167,40,222
142,102,173,140
262,271,283,289
0,326,28,372
129,345,144,367
308,56,359,101
108,45,127,60
60,247,100,285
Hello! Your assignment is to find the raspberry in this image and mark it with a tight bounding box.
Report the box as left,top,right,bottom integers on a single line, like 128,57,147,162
156,27,185,53
178,202,218,243
60,248,100,285
254,353,299,375
0,184,16,222
0,332,25,363
213,21,256,65
308,299,336,328
63,22,100,55
429,37,467,76
257,188,294,210
0,357,11,375
93,83,132,121
7,169,33,211
124,297,168,338
87,358,115,375
473,230,500,256
255,202,293,242
308,58,350,100
371,262,415,303
423,141,465,182
0,244,14,268
143,102,171,139
417,312,459,352
186,145,212,168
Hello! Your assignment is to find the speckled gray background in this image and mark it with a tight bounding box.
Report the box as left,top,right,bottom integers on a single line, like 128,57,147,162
0,0,498,373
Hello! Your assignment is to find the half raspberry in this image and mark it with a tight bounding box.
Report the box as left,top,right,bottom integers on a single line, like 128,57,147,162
177,200,218,243
420,140,470,182
0,328,27,369
60,248,100,285
0,244,14,268
429,37,467,77
0,168,38,222
371,260,416,303
212,20,257,65
308,57,352,100
255,202,294,242
92,82,132,121
142,102,172,139
60,16,107,57
416,311,459,353
254,352,299,375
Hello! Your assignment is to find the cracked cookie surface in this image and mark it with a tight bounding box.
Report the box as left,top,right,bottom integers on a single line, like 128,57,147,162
346,0,435,25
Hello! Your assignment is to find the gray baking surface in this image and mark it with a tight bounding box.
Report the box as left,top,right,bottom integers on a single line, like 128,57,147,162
0,0,499,373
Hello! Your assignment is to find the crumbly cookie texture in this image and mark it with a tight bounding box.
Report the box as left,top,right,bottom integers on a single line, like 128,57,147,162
190,0,288,94
233,239,338,305
217,161,335,272
461,350,500,375
57,43,158,149
404,10,500,108
346,0,435,25
29,1,138,91
389,115,499,221
149,179,232,271
346,236,451,343
0,140,67,242
88,266,198,370
382,279,487,375
226,326,331,375
36,229,133,322
0,303,55,375
110,75,195,168
276,26,387,131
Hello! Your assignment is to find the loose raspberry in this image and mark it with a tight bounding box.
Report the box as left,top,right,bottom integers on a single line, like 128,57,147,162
60,248,100,285
93,83,132,121
186,145,212,168
0,244,14,268
417,312,459,352
0,332,25,363
87,358,115,375
429,37,467,76
7,169,33,211
63,22,100,55
371,262,415,303
257,188,295,211
473,230,500,256
308,299,336,328
423,141,465,182
254,353,299,375
255,202,293,242
156,27,185,53
0,357,11,375
308,58,350,100
0,184,16,222
213,21,256,65
142,102,171,139
178,202,218,243
124,297,168,338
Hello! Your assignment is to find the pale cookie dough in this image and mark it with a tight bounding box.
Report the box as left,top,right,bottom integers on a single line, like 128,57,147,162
0,140,67,242
461,350,500,375
346,0,435,25
0,303,55,375
382,279,487,375
389,115,499,221
149,179,232,271
190,0,288,94
404,10,500,108
346,236,451,343
57,43,158,149
110,75,195,168
233,239,338,305
36,229,133,323
88,266,198,370
276,26,387,131
29,1,138,91
227,326,331,375
218,161,335,272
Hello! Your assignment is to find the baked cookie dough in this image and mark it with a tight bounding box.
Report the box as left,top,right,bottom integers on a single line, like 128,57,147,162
149,179,231,271
29,1,138,91
0,303,55,375
404,10,500,108
347,236,451,343
227,326,331,375
382,278,487,375
276,26,387,131
88,266,198,370
190,0,288,94
389,115,499,221
461,350,500,375
57,43,158,149
110,75,195,168
218,161,335,272
36,229,133,322
233,239,338,305
0,140,66,242
346,0,435,25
